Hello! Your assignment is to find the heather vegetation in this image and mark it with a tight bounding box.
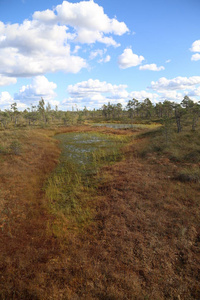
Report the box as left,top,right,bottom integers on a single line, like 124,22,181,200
0,95,200,299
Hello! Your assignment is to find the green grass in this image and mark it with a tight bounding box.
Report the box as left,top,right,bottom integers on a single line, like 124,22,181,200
45,131,129,231
91,123,160,129
174,166,200,183
136,125,200,164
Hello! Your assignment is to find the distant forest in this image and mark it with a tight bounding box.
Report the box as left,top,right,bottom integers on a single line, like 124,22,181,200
1,95,200,132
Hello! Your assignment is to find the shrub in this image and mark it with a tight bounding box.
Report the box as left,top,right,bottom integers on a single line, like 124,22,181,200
184,150,200,163
9,141,22,155
0,145,7,154
175,167,200,183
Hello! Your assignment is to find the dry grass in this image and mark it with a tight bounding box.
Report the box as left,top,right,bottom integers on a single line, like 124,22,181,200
0,125,199,299
0,128,61,299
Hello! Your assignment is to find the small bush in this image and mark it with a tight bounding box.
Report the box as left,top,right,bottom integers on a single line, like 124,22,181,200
152,144,164,152
167,149,182,162
9,141,22,155
0,145,7,154
184,150,200,163
175,167,200,183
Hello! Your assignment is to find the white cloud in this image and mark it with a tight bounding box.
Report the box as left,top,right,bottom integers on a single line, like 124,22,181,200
128,90,186,103
190,40,200,52
14,76,57,106
0,91,13,106
72,45,81,54
0,20,86,77
89,49,110,63
90,49,106,60
0,1,129,77
98,55,111,63
0,91,32,110
74,28,120,46
190,40,200,61
150,76,200,91
64,78,129,109
149,76,200,102
165,59,171,63
64,78,188,109
0,74,17,86
191,53,200,61
33,0,129,45
129,89,187,103
0,91,28,111
62,76,200,110
67,78,128,97
158,90,183,102
129,90,159,102
188,86,200,97
139,64,165,71
33,9,57,23
118,48,144,69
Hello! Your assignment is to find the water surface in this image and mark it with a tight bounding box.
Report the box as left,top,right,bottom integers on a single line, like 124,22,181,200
55,131,126,175
91,123,152,129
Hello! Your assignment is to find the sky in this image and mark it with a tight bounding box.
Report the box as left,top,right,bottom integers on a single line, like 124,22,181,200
0,0,200,111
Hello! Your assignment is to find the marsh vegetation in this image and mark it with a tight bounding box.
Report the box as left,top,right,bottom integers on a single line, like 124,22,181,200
46,131,129,231
0,96,200,299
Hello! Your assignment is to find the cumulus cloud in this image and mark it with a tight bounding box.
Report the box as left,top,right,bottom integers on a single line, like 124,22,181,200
0,74,17,86
150,76,200,91
190,40,200,52
14,76,57,106
128,89,192,104
158,90,183,102
61,77,200,110
129,89,190,103
190,40,200,61
63,78,129,109
33,0,129,42
0,91,28,111
0,91,13,106
64,78,187,110
67,78,128,97
139,64,165,71
0,20,86,77
73,28,120,46
149,76,200,102
188,86,200,97
0,1,128,77
191,53,200,61
0,90,29,110
129,90,159,102
118,48,144,69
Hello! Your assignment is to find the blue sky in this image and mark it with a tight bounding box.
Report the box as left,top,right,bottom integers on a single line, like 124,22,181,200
0,0,200,110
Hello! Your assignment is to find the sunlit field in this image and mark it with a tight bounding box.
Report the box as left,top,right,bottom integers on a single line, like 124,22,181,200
1,0,200,298
0,121,199,299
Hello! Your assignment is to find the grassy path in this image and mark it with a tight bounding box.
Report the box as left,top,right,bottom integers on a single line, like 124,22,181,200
0,129,61,299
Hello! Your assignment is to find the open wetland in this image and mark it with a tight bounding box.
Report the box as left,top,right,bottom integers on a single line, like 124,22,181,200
54,131,128,174
45,130,130,228
0,125,199,300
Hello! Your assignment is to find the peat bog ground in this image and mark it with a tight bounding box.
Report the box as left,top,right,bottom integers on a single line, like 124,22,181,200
0,125,199,299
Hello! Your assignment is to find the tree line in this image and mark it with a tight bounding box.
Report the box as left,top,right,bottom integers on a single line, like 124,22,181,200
0,96,200,132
